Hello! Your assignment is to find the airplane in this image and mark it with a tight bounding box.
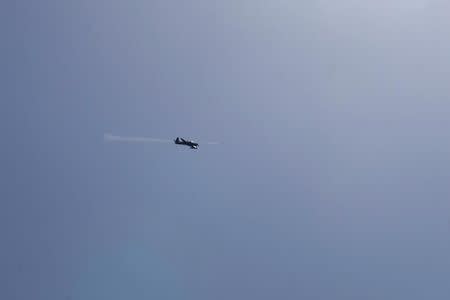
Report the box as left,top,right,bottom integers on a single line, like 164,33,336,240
104,133,218,149
174,137,199,149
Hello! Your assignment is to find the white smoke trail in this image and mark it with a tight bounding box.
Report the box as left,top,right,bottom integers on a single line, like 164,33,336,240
104,133,172,143
104,133,220,145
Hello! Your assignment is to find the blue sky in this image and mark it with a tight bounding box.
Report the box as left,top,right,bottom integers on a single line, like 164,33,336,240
3,1,450,299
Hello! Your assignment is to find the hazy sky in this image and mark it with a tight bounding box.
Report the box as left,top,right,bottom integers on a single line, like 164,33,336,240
3,1,450,299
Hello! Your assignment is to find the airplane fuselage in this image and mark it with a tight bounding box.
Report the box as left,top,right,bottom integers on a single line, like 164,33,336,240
174,137,199,149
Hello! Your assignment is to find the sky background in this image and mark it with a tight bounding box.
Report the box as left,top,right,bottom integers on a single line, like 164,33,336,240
2,0,450,299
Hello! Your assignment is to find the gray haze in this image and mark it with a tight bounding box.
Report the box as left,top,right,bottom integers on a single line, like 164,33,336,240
2,0,450,299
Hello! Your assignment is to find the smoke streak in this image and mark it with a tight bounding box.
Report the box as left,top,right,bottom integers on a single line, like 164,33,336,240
104,133,220,145
104,133,172,143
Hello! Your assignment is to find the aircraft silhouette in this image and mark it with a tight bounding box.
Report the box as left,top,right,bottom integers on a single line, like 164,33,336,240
174,137,199,149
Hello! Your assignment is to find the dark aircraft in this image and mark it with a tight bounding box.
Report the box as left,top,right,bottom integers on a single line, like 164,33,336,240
174,137,199,149
104,133,218,149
